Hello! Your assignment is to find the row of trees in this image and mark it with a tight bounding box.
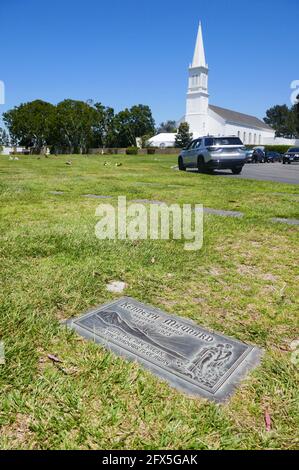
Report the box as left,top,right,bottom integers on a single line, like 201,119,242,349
156,120,177,133
1,99,156,153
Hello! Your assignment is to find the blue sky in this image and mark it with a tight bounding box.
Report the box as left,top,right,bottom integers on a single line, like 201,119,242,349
0,0,298,126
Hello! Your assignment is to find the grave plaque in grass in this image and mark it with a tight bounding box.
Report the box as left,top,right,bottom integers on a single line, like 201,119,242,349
65,297,262,402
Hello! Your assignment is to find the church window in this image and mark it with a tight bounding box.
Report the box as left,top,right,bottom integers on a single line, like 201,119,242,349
259,135,262,144
249,133,252,144
243,132,246,143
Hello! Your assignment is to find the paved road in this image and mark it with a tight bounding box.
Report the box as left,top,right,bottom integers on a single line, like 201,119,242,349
214,163,299,184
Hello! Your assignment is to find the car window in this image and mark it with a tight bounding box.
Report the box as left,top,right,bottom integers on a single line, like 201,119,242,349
194,140,202,148
205,137,243,146
205,138,213,146
214,137,243,145
189,139,200,149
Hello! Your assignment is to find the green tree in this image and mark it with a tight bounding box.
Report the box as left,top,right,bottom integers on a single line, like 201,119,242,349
157,120,177,133
291,95,299,137
113,105,155,147
55,99,97,153
264,105,296,138
92,103,115,149
175,122,193,148
0,127,10,146
3,100,56,152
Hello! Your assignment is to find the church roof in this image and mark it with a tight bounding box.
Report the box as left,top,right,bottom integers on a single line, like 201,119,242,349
209,104,273,131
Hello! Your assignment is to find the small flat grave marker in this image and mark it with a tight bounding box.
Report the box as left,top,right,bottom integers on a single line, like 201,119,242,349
271,217,299,226
49,191,64,195
135,182,184,189
82,194,112,199
131,199,164,205
65,298,262,402
202,207,243,218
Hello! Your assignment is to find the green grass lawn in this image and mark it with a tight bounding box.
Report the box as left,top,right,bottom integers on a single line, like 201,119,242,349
0,153,298,450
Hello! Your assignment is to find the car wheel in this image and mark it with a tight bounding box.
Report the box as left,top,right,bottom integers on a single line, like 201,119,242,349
197,156,205,173
288,161,291,164
231,167,242,175
178,156,186,171
282,160,286,164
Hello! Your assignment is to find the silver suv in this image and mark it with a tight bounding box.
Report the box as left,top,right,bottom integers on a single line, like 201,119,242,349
178,136,246,174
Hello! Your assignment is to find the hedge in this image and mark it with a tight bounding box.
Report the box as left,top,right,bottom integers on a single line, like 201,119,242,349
246,145,292,153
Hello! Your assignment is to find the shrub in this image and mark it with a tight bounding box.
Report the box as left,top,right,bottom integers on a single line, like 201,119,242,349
126,146,138,155
264,145,292,154
147,147,156,154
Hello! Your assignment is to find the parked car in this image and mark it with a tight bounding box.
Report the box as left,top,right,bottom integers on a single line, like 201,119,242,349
283,147,299,164
245,148,255,163
178,136,246,174
265,151,282,163
252,148,265,163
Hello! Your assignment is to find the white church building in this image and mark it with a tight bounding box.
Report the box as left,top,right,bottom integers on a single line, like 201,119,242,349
149,23,296,148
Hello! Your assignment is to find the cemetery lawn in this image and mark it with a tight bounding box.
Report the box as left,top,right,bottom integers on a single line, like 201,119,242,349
0,154,298,450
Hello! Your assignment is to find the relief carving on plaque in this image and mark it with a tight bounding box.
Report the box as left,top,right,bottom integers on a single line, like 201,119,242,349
67,297,261,400
85,309,236,389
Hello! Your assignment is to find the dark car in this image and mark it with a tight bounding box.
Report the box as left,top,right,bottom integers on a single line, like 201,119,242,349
283,147,299,164
244,148,254,163
265,151,282,163
252,148,265,163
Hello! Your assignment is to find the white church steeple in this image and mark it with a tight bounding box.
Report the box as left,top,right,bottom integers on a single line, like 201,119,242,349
185,22,209,135
191,22,207,68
